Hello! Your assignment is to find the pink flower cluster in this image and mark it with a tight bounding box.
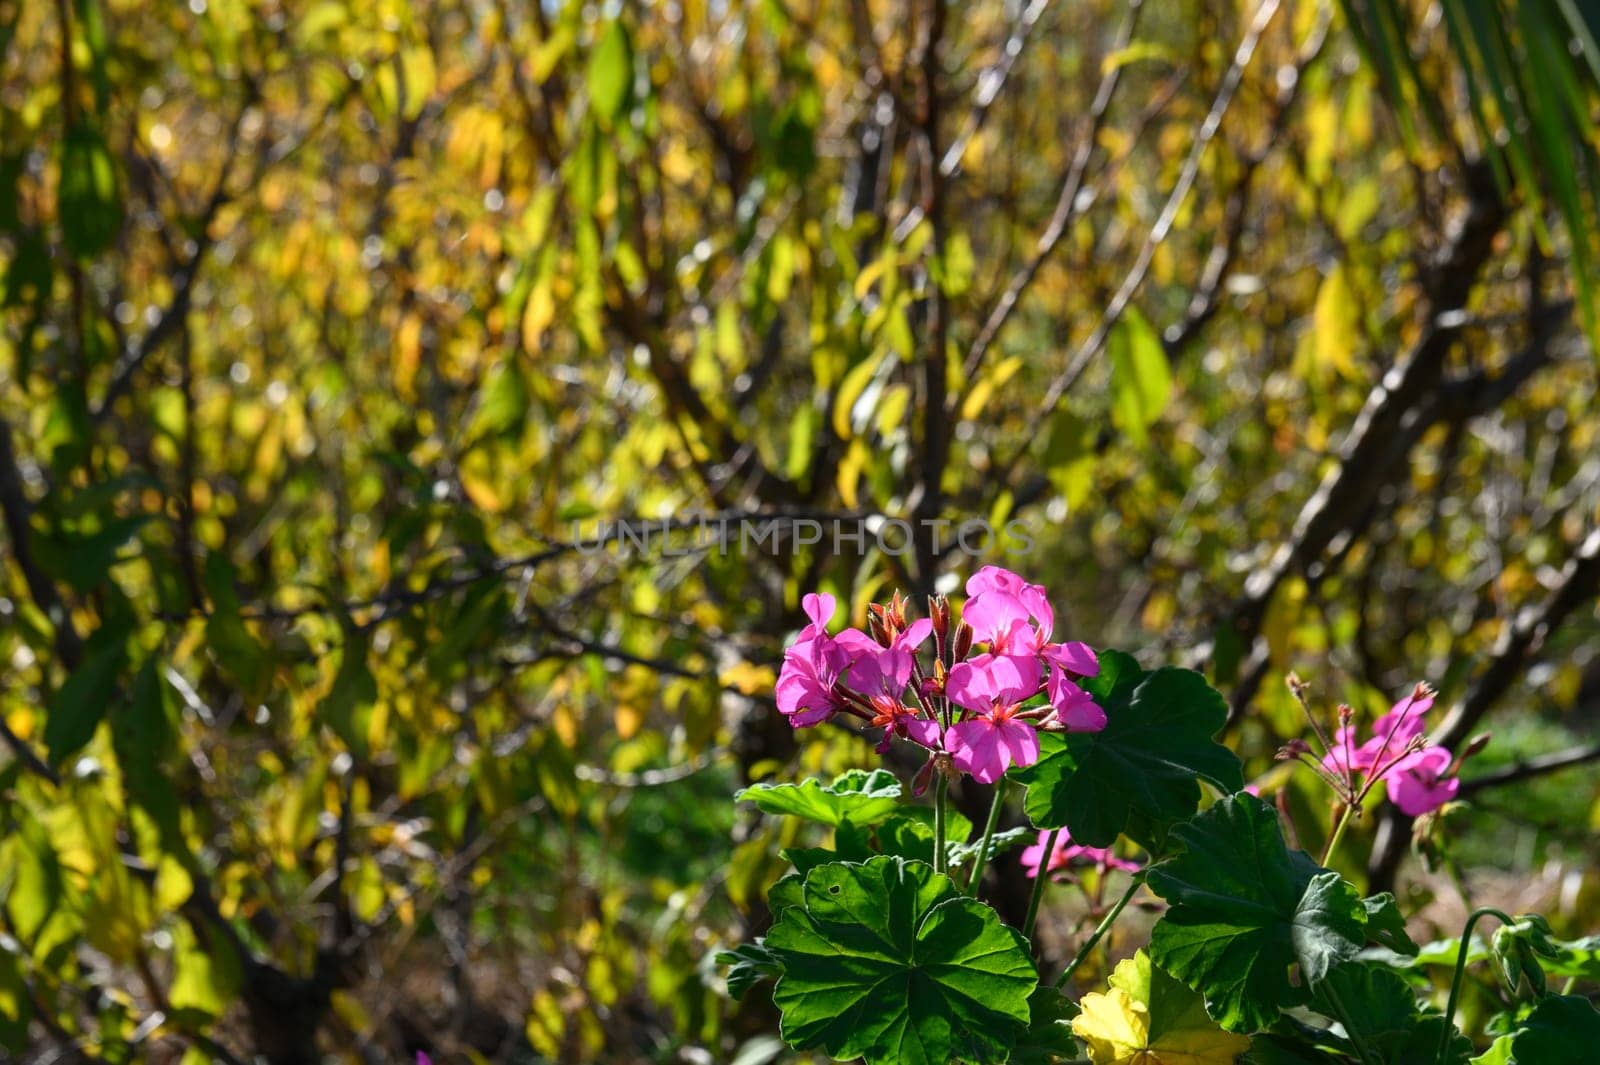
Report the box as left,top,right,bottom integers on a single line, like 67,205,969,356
775,567,1104,785
1286,681,1482,817
1019,828,1141,880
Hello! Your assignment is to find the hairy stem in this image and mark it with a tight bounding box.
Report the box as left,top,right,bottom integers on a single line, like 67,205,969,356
1022,827,1060,939
932,773,949,875
1054,872,1144,989
1438,906,1514,1064
964,778,1008,895
1319,802,1356,867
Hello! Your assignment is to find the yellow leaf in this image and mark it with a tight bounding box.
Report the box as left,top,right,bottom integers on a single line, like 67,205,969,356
833,351,885,440
1072,951,1251,1065
719,662,776,696
1313,264,1361,378
614,702,643,740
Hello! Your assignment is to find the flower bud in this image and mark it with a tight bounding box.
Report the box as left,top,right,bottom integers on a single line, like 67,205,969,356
928,595,950,641
866,608,890,646
1276,738,1313,760
1462,732,1492,759
888,591,908,631
951,620,973,662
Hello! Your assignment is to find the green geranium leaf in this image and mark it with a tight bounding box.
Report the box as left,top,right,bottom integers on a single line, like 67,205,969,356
1546,933,1600,980
1009,985,1082,1064
737,768,903,827
767,873,805,917
717,940,783,1000
1311,963,1471,1064
1471,995,1600,1064
876,806,974,864
949,826,1033,868
765,855,1037,1065
1010,651,1242,848
1360,893,1419,957
1147,794,1366,1033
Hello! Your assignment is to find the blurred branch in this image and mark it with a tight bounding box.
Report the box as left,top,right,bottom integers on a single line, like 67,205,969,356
1164,5,1333,355
961,0,1146,380
1218,163,1511,714
1434,523,1600,750
939,0,1050,180
92,77,260,423
1460,742,1600,794
0,414,83,668
1026,0,1284,412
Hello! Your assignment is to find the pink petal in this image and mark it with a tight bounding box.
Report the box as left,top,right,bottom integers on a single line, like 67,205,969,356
802,592,836,631
962,591,1030,645
902,717,942,749
833,628,880,658
997,718,1040,771
988,654,1042,703
949,720,1008,784
1048,674,1105,731
946,658,999,713
1044,640,1099,677
786,704,834,728
1018,585,1054,639
897,617,933,651
967,565,1026,598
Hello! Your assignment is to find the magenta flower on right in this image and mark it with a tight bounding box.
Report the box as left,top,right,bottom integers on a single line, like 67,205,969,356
1283,679,1484,820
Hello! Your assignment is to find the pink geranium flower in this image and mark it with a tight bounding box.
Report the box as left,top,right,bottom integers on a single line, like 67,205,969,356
775,593,855,728
945,654,1044,783
962,566,1105,731
1321,684,1432,776
1019,827,1141,879
850,643,941,752
1386,746,1460,816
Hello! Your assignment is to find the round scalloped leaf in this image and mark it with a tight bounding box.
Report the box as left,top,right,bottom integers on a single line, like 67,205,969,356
765,855,1037,1065
1311,963,1472,1063
1147,794,1366,1033
1010,651,1242,848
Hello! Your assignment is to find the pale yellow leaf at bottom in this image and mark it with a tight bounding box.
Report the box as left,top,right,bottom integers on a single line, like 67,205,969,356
1072,986,1250,1065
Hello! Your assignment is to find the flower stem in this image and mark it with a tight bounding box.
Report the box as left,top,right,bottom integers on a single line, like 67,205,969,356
1322,976,1377,1065
932,773,949,876
1021,827,1060,939
1319,802,1355,867
1053,872,1144,989
1437,906,1514,1065
964,778,1008,895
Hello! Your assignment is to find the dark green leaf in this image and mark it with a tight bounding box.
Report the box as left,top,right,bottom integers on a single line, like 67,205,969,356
718,940,782,1000
1010,651,1242,848
1008,985,1082,1064
765,856,1037,1065
1311,963,1471,1064
1472,994,1600,1064
113,659,181,845
44,618,130,766
58,124,123,258
1361,893,1419,957
324,626,378,759
1147,794,1367,1033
